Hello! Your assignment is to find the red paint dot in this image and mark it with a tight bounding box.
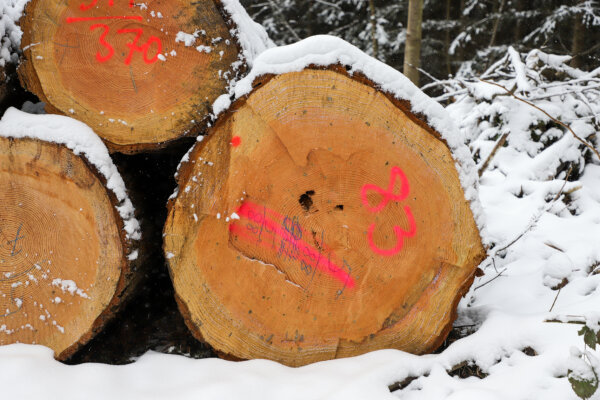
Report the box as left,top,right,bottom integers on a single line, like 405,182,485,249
230,136,242,147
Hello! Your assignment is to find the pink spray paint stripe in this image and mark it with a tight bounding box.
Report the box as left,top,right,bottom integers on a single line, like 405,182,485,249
66,16,143,23
229,201,355,289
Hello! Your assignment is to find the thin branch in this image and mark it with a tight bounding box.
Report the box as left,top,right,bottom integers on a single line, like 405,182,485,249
421,78,467,91
545,318,585,325
327,21,359,35
574,41,600,58
481,53,510,79
478,132,509,176
417,67,441,84
495,166,573,254
474,268,508,290
453,324,478,329
268,0,301,42
527,84,600,101
434,89,468,102
313,0,341,9
480,79,600,161
549,287,562,312
553,165,574,201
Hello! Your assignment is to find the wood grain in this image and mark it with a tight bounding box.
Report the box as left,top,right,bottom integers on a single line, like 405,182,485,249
18,0,243,153
0,136,138,359
164,68,485,366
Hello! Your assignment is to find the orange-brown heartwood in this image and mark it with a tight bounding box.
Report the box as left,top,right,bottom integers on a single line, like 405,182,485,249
0,136,139,360
18,0,246,153
164,66,486,367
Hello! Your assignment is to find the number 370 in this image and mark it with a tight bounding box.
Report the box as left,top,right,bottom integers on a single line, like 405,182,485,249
90,24,162,65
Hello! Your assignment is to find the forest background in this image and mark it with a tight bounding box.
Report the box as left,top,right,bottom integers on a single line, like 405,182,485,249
240,0,600,89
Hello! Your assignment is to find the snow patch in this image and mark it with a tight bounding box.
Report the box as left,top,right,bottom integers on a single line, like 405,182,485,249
51,279,89,299
218,0,273,66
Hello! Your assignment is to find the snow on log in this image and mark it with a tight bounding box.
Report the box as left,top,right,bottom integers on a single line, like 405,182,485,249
0,108,141,360
17,0,270,154
164,36,486,367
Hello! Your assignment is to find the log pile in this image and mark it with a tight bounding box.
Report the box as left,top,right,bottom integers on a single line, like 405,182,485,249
0,2,486,367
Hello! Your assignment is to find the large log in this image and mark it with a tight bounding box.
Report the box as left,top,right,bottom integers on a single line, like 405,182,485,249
0,108,141,360
17,0,269,153
164,37,486,366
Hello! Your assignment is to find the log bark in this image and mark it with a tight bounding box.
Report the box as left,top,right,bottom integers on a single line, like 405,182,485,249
164,66,486,366
17,0,249,154
0,136,139,360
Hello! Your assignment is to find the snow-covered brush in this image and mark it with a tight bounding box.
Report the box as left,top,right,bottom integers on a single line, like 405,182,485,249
402,48,600,399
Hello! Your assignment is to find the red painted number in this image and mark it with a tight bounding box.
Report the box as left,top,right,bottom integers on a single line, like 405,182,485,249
89,24,114,62
87,25,161,65
80,0,134,10
71,1,161,64
117,28,162,65
361,167,417,256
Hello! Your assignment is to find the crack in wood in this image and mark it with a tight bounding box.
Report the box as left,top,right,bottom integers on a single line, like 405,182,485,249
234,250,305,291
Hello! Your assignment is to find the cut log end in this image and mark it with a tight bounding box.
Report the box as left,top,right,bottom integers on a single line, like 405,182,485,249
164,67,486,366
0,137,136,360
18,0,244,153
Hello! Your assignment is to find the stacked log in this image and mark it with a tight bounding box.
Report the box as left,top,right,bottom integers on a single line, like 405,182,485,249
17,0,269,153
0,108,141,360
164,37,486,366
0,0,487,366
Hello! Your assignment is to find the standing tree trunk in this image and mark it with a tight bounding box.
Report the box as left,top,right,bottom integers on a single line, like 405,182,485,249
444,0,452,77
164,49,485,367
17,0,268,154
0,109,141,360
488,0,506,48
369,0,379,59
513,0,524,43
570,13,585,69
404,0,424,85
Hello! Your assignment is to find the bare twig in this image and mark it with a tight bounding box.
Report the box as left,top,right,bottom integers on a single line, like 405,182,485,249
545,318,585,325
313,0,341,9
268,0,301,42
549,287,562,312
480,79,600,161
494,166,573,254
474,268,507,290
434,89,469,102
527,84,600,101
544,242,565,252
421,78,466,91
453,324,478,329
481,53,510,79
478,132,509,177
417,67,441,84
553,165,574,201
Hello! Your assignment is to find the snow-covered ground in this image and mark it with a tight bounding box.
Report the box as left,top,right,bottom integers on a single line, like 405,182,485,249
1,14,599,400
